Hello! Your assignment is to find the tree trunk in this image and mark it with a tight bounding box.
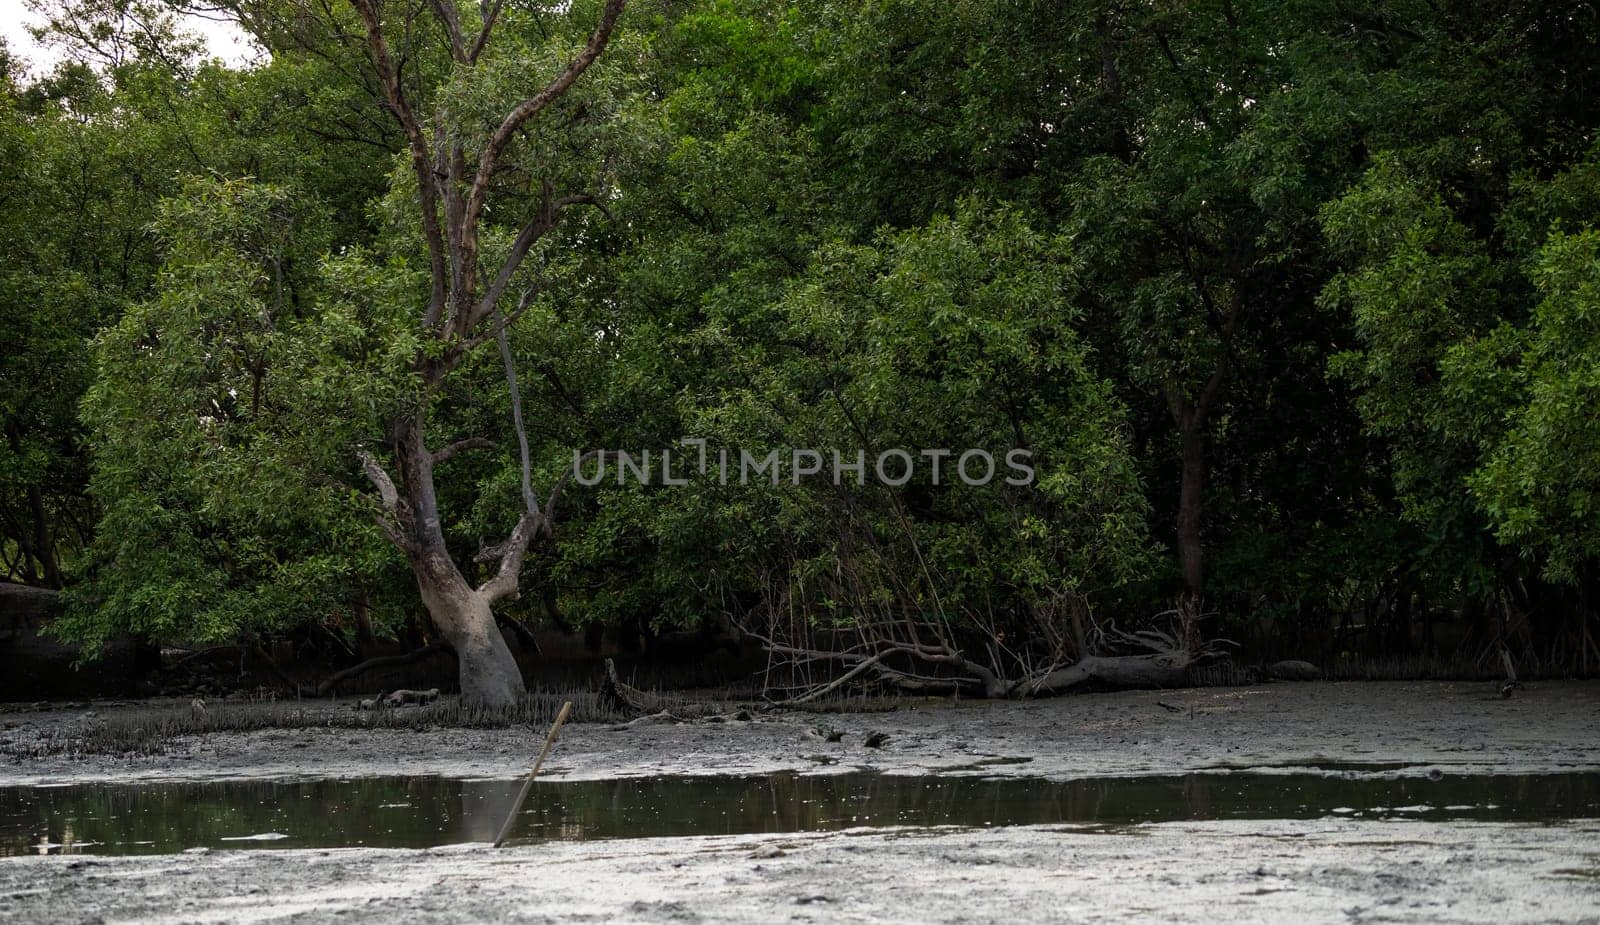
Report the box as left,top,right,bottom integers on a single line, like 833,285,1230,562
5,418,62,588
413,559,525,707
26,484,61,589
386,414,527,709
1176,423,1206,601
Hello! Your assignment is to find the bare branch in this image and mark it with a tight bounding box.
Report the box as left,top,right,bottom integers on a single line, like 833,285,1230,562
465,450,601,606
465,189,612,335
316,641,452,696
358,450,415,548
470,181,557,334
755,636,1010,700
495,302,539,517
432,437,496,463
359,450,403,512
473,538,509,563
478,510,539,603
554,191,615,222
459,268,550,355
769,651,894,704
468,0,505,62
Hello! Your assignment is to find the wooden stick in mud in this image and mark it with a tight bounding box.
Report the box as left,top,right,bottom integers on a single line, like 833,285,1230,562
493,700,573,848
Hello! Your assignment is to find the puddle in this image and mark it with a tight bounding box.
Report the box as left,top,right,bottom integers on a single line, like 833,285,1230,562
3,769,1598,856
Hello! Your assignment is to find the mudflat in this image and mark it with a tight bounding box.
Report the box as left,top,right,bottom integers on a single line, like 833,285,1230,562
1,681,1597,922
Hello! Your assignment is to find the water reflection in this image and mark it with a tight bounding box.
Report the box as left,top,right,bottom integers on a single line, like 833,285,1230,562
2,769,1597,856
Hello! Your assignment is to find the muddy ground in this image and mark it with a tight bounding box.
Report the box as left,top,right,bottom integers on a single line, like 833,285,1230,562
1,680,1598,922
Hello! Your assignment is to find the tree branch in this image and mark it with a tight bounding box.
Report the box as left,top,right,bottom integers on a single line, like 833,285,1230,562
358,450,415,548
496,302,539,517
459,267,550,355
755,636,1010,700
456,0,627,315
359,450,402,511
472,448,599,603
348,0,449,329
555,191,615,222
543,448,599,530
468,0,506,63
469,180,557,334
432,437,496,463
465,188,613,336
316,641,453,696
425,0,467,61
478,510,539,603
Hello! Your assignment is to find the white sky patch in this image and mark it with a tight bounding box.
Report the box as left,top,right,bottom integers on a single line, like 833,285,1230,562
1,0,259,74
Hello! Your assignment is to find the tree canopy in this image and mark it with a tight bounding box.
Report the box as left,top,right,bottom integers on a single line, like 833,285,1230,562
6,0,1600,690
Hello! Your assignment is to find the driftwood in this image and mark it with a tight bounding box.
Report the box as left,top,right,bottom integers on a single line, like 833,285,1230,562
318,642,451,696
767,630,1205,697
598,657,651,715
385,687,441,705
758,639,1195,701
1017,653,1191,695
165,645,246,669
608,709,683,730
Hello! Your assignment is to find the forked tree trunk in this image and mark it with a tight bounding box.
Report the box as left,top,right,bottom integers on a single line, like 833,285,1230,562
424,586,525,706
410,548,527,707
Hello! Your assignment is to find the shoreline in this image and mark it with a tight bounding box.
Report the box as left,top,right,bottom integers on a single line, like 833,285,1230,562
4,680,1597,787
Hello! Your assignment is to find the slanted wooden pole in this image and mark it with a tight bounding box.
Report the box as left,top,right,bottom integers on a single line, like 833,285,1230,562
493,700,573,847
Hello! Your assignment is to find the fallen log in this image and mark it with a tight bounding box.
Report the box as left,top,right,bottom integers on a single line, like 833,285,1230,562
1019,654,1189,695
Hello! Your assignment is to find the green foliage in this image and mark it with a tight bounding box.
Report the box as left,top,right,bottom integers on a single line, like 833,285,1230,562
1470,227,1600,579
10,0,1600,670
0,50,176,586
1319,157,1509,534
545,199,1152,649
761,202,1154,614
1313,6,1600,609
61,179,404,648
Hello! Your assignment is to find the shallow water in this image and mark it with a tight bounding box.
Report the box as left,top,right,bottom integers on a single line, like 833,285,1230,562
3,768,1597,856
